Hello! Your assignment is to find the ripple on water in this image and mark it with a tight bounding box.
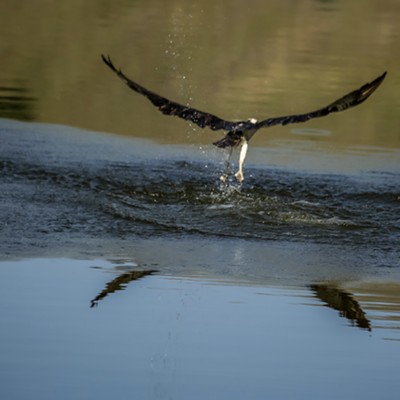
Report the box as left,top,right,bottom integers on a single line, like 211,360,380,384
1,138,399,262
72,160,397,250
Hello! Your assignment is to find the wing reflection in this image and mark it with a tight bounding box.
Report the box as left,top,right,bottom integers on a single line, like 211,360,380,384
91,269,157,308
310,284,371,331
0,86,36,121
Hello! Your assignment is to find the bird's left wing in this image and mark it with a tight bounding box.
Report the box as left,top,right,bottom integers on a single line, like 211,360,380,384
254,71,386,129
101,55,238,132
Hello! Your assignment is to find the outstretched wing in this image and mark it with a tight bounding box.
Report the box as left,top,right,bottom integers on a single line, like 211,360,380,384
255,71,386,129
101,54,237,131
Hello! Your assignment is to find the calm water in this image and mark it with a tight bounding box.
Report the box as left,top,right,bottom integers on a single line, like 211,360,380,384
1,1,400,399
1,258,400,400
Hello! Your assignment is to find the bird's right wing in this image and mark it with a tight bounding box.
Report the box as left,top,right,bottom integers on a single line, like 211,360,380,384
255,71,387,129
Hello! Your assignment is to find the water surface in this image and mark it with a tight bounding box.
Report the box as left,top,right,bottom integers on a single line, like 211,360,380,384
0,258,400,400
1,120,399,275
1,1,400,399
0,0,399,150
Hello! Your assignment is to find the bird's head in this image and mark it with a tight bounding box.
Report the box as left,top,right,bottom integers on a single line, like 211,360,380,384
247,118,258,124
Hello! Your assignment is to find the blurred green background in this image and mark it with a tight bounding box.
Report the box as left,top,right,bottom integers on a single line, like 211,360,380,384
0,0,398,150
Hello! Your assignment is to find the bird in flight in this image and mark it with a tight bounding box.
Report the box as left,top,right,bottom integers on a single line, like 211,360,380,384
101,55,386,182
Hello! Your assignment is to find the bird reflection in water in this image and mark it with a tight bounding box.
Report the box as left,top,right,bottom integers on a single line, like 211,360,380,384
90,269,157,308
310,284,371,331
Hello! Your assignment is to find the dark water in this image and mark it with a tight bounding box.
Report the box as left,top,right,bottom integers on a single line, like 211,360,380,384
1,119,399,272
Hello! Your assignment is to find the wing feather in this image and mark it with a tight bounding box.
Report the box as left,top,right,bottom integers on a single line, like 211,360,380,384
101,55,237,131
255,71,387,129
102,54,386,135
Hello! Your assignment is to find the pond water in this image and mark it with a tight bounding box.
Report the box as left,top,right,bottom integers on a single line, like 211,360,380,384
1,118,399,400
1,1,400,399
1,258,400,400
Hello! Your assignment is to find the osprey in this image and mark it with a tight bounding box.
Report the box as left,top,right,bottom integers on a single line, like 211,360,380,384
101,55,386,182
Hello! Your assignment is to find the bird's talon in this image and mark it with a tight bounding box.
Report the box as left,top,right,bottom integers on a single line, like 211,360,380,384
235,171,244,183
